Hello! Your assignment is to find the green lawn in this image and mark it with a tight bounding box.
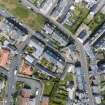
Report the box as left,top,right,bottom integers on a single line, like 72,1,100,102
0,0,45,31
100,81,105,88
64,3,89,34
0,15,4,21
32,67,49,80
101,91,105,104
50,97,67,105
49,73,74,105
64,72,73,82
0,74,7,101
31,0,38,4
0,36,7,45
31,0,44,5
43,81,54,96
0,82,7,101
26,47,35,54
88,13,105,32
40,58,54,71
16,81,31,90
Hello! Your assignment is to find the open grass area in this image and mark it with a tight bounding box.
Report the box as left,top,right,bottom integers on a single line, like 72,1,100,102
49,72,74,105
49,82,68,105
0,0,46,31
43,81,54,96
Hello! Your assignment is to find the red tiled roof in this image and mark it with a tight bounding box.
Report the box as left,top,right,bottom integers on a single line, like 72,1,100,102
0,48,9,67
20,62,33,76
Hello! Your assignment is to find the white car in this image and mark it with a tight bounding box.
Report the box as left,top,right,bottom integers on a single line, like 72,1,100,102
35,90,39,96
14,70,17,75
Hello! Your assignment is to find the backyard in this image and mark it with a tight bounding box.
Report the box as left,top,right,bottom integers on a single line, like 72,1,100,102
64,3,89,34
40,57,54,71
88,12,105,32
0,74,7,101
49,72,74,105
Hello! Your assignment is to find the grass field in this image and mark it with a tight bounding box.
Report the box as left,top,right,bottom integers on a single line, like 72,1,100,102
43,81,54,96
0,0,45,31
49,73,74,105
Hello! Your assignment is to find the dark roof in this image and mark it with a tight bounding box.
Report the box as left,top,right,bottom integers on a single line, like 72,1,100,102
8,44,17,51
45,47,65,64
79,30,87,39
75,61,81,67
97,59,105,66
6,17,28,34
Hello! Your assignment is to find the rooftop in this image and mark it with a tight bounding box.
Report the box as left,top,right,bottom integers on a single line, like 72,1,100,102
20,89,32,98
41,97,49,105
16,89,35,105
0,48,9,67
20,61,33,76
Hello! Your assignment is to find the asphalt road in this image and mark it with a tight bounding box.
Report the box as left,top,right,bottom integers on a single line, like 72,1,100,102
6,54,21,105
76,40,95,105
84,43,101,103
